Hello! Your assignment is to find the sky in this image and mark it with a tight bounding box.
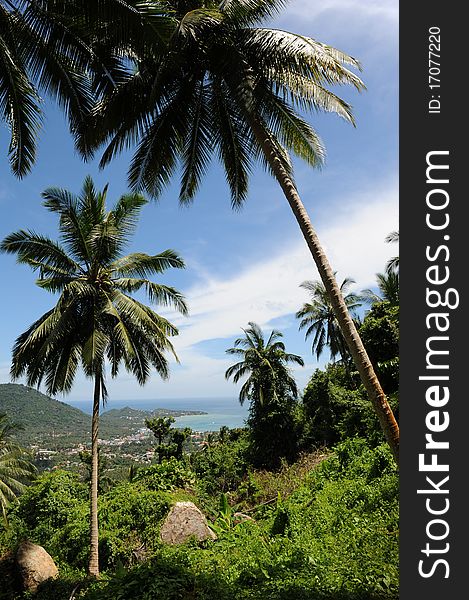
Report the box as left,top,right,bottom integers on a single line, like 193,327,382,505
0,0,398,404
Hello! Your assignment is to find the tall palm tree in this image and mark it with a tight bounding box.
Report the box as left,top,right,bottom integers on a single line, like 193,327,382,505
296,276,363,364
0,412,36,527
225,322,304,406
0,176,188,576
76,0,399,463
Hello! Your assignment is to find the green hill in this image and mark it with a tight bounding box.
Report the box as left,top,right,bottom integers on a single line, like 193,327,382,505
0,383,92,448
0,383,206,449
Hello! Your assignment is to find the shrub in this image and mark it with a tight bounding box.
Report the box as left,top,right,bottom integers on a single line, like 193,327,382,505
133,458,195,492
98,483,170,567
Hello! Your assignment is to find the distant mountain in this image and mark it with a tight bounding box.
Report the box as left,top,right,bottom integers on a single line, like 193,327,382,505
0,383,206,449
0,384,92,447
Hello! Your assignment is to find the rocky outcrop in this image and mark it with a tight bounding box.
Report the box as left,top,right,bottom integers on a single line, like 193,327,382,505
15,540,58,592
160,501,217,545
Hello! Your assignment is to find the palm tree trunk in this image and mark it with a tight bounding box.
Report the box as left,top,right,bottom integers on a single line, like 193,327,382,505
249,119,400,465
88,375,101,577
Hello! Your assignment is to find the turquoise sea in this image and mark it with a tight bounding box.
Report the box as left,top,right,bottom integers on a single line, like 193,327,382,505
65,397,249,432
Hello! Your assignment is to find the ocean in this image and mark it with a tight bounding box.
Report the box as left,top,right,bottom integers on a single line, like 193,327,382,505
65,397,249,431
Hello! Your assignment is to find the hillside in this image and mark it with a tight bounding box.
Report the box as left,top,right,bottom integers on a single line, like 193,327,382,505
0,384,205,449
0,384,91,447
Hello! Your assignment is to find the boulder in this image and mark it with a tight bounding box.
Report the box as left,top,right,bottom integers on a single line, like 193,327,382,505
15,541,58,592
160,501,217,545
233,512,255,524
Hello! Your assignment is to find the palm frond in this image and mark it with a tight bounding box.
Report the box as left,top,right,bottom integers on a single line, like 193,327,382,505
179,79,214,203
240,28,364,88
110,250,185,278
0,6,42,176
220,0,288,26
210,77,253,208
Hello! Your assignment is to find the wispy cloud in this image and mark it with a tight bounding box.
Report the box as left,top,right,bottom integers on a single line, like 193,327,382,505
167,180,398,351
133,178,398,400
2,180,397,401
285,0,398,23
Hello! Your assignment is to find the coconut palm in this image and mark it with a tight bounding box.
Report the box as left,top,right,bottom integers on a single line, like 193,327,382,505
0,176,187,576
76,0,399,463
296,276,363,364
226,322,303,467
225,322,303,406
0,412,36,526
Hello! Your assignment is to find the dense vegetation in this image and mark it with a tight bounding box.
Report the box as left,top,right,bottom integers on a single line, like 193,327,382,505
0,286,400,598
0,438,398,599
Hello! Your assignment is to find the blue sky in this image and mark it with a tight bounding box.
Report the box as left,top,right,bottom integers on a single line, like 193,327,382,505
0,0,398,403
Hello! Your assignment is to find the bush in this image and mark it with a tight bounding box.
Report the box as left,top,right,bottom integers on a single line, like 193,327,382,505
301,366,385,448
191,432,250,499
8,469,176,570
133,458,195,492
98,483,170,567
11,470,89,566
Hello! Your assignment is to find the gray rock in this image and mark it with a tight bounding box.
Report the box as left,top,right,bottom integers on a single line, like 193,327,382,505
160,501,217,545
233,512,255,524
16,540,58,592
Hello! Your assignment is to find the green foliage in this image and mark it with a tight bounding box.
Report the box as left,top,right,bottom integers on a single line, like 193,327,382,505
359,302,399,395
11,470,89,567
191,431,250,499
14,470,87,536
301,365,383,448
98,483,170,568
145,417,175,463
72,440,398,600
1,438,398,599
133,458,195,492
246,396,300,469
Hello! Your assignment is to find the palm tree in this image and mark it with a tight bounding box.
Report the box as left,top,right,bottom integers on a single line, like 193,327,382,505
385,230,399,274
0,176,188,576
296,276,363,364
76,1,399,463
225,322,303,406
225,322,303,468
362,271,399,307
0,412,36,527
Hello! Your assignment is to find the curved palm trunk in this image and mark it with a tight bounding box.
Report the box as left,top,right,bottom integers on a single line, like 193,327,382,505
88,376,101,577
249,120,400,465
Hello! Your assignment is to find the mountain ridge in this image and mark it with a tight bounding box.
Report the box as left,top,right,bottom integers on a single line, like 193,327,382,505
0,383,205,448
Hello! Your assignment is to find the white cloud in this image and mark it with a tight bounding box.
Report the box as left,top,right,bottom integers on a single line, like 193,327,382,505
165,180,398,353
285,0,398,24
79,179,398,401
3,182,398,402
